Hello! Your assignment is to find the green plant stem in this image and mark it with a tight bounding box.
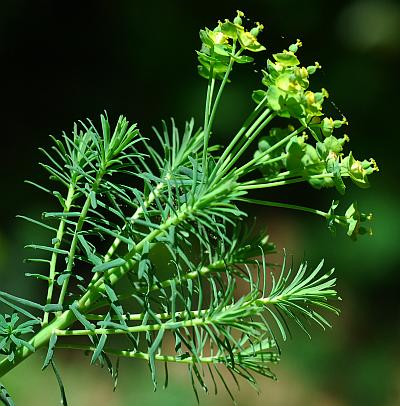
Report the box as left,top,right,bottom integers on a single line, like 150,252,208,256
237,197,329,218
203,63,215,134
55,316,209,336
213,110,274,183
87,260,227,313
212,95,269,177
249,153,289,168
84,308,208,322
43,184,76,326
202,46,237,178
239,173,334,190
56,191,94,309
88,179,167,293
56,344,218,364
234,125,306,176
0,184,192,378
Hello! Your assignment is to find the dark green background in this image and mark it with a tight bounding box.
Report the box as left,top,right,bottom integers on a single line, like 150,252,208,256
1,1,399,405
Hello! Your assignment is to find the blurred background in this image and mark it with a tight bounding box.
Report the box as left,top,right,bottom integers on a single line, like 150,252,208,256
1,0,399,405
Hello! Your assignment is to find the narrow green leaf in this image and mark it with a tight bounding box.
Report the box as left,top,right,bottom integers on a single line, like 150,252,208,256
50,360,68,406
43,212,82,218
25,244,69,255
92,258,126,273
149,328,165,390
91,334,107,365
57,273,70,286
16,215,57,232
24,273,50,281
69,302,95,331
43,304,63,313
89,190,97,209
0,291,43,310
0,383,15,406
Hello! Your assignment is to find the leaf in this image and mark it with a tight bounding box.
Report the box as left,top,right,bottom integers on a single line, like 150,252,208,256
0,383,15,406
57,273,70,286
10,335,35,353
50,360,68,406
89,190,97,209
24,273,50,282
233,54,254,64
43,304,64,312
77,234,102,266
69,302,96,331
0,291,43,310
42,333,58,370
91,334,107,365
148,328,165,390
43,212,82,218
16,215,57,232
92,258,126,273
24,244,69,255
252,89,268,105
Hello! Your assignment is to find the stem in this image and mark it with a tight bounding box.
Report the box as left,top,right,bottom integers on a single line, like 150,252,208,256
213,110,274,183
202,45,237,178
203,65,215,135
56,344,217,364
105,185,163,260
87,259,226,313
236,197,329,218
238,173,334,190
43,184,76,326
213,95,269,176
235,126,306,176
56,196,91,309
0,197,194,378
55,316,209,336
85,308,208,322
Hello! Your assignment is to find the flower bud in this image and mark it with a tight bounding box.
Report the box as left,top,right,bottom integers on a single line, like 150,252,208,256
233,10,244,25
250,22,264,37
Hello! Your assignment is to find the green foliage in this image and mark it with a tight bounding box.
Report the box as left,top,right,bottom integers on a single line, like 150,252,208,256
0,9,378,405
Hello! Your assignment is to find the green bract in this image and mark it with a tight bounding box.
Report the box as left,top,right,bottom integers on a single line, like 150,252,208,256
0,10,378,405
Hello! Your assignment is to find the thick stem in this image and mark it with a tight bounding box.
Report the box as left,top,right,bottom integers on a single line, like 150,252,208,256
89,180,166,291
86,259,226,313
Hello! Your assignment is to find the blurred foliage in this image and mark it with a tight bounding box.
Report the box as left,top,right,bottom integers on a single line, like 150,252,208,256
1,0,399,404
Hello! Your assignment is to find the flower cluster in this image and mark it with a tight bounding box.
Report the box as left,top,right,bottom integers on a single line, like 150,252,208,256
197,10,265,80
255,125,379,194
327,201,373,240
253,39,329,123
